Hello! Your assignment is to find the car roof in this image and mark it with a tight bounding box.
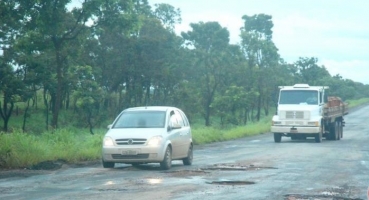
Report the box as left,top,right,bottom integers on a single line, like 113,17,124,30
124,106,180,112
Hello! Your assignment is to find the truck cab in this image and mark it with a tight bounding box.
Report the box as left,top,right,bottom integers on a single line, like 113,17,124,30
271,84,329,143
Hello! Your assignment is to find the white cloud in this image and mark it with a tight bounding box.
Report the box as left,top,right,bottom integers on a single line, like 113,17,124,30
152,0,369,84
321,59,369,84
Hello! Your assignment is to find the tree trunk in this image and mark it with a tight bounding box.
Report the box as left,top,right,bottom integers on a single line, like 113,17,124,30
205,104,210,126
256,94,261,121
0,98,14,132
43,89,50,131
22,99,31,133
52,42,63,129
243,107,248,125
87,110,94,135
145,83,150,106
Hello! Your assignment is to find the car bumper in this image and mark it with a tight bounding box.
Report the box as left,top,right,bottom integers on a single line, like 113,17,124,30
102,145,166,163
271,126,320,134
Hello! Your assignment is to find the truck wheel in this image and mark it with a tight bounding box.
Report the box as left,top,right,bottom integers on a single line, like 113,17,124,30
336,122,341,140
340,121,343,138
315,132,322,143
274,133,282,143
329,122,338,140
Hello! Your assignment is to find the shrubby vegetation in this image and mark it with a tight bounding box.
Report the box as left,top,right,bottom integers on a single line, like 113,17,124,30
2,98,369,169
1,0,369,169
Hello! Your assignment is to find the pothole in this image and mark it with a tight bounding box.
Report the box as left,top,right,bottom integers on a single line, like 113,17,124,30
163,169,209,177
93,188,129,192
202,163,277,171
285,194,363,200
207,180,255,185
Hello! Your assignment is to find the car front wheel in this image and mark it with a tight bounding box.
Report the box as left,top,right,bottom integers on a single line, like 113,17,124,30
160,146,172,170
102,160,115,168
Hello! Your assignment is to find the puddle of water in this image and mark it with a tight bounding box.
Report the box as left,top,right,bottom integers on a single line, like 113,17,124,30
104,181,114,186
163,170,209,177
207,180,255,185
202,163,277,171
146,178,162,185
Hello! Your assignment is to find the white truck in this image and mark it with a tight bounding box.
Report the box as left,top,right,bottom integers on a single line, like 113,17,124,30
271,84,348,143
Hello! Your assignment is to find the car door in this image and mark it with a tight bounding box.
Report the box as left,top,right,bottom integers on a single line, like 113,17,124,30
173,110,190,158
178,109,191,149
167,110,183,159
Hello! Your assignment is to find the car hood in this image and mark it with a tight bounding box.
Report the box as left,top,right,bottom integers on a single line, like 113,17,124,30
105,128,166,140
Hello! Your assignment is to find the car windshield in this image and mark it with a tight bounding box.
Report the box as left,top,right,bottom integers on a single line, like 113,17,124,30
113,111,166,128
279,90,318,105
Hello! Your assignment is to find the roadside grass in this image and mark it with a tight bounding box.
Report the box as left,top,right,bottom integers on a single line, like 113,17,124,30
0,98,368,169
346,98,369,108
0,129,104,169
192,116,272,144
0,115,273,169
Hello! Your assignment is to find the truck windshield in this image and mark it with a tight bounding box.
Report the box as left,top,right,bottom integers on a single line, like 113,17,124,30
279,90,318,105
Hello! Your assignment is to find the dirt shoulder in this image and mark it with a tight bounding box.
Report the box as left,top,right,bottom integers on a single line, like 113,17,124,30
0,160,101,179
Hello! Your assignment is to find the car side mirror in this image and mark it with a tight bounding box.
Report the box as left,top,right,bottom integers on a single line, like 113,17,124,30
171,122,182,129
107,124,112,129
167,122,181,132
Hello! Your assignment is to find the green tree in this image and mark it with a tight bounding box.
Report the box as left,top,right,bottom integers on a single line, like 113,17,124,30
241,14,280,121
8,0,103,129
71,65,103,135
294,57,331,85
0,58,25,132
182,21,230,126
85,0,147,112
153,3,181,31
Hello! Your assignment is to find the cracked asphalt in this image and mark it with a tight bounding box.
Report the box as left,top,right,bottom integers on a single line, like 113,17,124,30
1,105,369,200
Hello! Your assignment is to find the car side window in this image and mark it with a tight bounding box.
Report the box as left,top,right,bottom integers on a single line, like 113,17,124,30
174,110,185,127
169,111,178,126
178,110,189,127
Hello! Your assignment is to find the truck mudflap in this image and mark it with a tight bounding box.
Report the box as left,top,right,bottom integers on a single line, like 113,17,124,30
271,126,320,134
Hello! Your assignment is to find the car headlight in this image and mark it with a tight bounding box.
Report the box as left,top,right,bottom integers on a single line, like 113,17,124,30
147,136,162,146
103,136,114,146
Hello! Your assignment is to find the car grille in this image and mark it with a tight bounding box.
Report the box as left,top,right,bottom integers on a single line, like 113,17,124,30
115,138,147,145
112,154,149,159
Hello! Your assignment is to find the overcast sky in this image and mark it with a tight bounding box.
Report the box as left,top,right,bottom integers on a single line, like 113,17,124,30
149,0,369,84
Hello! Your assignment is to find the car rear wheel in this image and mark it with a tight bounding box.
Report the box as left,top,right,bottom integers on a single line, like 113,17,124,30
183,144,193,166
102,160,115,168
160,146,172,170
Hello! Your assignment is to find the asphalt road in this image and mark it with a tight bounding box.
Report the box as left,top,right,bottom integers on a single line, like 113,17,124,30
1,105,369,200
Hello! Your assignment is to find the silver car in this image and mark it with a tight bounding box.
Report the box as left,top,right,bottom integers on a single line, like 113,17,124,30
102,106,193,170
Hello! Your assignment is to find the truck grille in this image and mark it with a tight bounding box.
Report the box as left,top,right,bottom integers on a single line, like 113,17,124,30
285,121,304,125
285,111,304,119
279,110,310,120
115,138,147,145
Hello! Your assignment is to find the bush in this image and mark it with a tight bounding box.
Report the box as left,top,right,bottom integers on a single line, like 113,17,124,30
0,129,104,169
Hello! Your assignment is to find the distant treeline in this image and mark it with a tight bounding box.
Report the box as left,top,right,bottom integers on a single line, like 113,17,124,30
1,0,368,133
